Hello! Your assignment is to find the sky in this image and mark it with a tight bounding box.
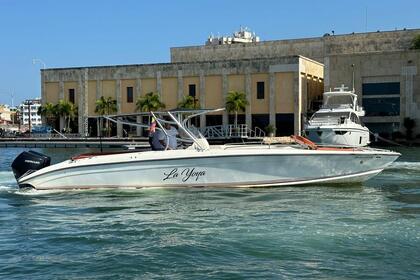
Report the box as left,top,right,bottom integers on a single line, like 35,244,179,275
0,0,419,106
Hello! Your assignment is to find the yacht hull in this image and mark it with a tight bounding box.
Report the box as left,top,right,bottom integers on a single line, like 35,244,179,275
17,147,399,190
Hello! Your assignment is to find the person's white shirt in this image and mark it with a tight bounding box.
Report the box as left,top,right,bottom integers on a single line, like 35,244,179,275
166,126,178,149
151,126,178,150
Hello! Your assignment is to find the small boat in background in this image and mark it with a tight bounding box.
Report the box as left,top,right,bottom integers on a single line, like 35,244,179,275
305,85,370,147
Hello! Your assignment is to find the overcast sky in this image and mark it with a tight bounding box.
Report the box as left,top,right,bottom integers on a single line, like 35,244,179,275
0,0,419,105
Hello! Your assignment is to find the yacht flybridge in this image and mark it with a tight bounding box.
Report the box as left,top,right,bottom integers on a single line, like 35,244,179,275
305,85,370,147
11,109,399,190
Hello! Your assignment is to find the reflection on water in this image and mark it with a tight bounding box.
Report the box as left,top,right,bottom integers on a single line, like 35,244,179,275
0,147,419,279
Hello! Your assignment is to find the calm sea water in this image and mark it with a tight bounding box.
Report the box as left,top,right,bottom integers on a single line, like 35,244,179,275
0,147,419,279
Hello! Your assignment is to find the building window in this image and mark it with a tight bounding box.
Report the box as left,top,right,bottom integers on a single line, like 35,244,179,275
257,82,265,99
189,84,196,97
362,97,400,116
362,82,400,95
362,82,400,117
69,89,75,104
127,87,134,103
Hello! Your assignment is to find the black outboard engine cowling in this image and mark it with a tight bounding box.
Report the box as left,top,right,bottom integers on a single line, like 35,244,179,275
11,150,51,181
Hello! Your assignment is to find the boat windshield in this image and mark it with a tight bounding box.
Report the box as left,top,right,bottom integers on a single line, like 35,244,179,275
323,95,354,109
310,112,350,125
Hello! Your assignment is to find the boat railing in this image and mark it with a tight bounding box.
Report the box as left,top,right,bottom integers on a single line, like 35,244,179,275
99,108,227,151
309,119,342,125
228,124,248,138
199,124,265,139
321,104,353,110
29,132,80,139
252,126,266,138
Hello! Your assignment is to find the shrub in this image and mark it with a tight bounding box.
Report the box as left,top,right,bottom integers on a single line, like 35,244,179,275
403,117,416,140
410,34,420,50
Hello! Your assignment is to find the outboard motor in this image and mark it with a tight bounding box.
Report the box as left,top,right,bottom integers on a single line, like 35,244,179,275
11,150,51,181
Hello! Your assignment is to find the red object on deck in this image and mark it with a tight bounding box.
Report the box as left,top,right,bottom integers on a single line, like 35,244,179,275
291,135,318,150
290,135,358,151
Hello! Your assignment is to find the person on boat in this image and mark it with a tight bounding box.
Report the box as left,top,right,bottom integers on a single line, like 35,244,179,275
148,119,156,147
151,120,178,150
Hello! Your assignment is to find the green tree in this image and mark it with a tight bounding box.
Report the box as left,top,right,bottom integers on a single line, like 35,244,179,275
37,102,57,128
95,96,117,136
178,95,200,127
136,92,166,123
178,95,199,109
67,102,78,132
136,92,165,112
225,91,248,127
410,34,420,50
56,100,78,133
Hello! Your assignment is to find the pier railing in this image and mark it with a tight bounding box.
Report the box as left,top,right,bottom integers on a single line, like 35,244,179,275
199,125,265,140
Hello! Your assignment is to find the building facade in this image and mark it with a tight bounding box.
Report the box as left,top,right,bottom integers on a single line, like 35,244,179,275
0,105,12,124
42,56,324,136
41,28,420,136
171,28,420,135
19,98,42,127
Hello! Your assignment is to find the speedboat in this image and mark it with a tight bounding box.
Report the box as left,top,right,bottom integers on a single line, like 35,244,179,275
11,109,400,190
305,85,370,147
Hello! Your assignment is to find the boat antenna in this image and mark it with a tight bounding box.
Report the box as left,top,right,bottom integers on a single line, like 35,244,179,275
351,63,355,93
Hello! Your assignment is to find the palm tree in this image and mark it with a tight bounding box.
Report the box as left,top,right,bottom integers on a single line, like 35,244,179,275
95,96,117,137
178,95,198,109
225,91,248,127
67,102,78,133
136,92,165,112
37,102,57,128
56,100,70,132
178,96,200,127
55,100,78,133
136,92,165,123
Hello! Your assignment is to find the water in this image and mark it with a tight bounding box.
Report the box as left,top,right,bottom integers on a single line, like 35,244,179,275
0,147,419,279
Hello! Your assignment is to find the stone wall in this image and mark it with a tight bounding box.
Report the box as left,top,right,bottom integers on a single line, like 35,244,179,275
43,56,303,82
171,29,420,63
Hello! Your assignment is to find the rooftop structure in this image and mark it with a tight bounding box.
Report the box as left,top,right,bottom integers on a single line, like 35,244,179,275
206,27,260,46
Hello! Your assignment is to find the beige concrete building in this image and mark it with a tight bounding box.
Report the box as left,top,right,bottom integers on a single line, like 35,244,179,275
42,56,324,137
41,28,420,137
171,28,420,135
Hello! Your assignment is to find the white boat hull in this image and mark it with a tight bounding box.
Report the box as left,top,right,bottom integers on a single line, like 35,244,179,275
17,146,400,190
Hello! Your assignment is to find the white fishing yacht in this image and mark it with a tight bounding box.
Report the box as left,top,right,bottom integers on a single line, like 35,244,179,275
11,109,399,190
305,86,370,147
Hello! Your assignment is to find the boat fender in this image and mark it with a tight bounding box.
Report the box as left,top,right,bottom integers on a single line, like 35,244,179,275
11,150,51,180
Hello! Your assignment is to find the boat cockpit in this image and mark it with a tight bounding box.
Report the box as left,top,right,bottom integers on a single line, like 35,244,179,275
309,111,363,126
91,108,225,151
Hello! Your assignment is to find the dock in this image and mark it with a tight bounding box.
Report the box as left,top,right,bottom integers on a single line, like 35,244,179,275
0,137,150,149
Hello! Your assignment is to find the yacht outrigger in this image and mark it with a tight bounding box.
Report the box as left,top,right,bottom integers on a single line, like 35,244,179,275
11,109,400,190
